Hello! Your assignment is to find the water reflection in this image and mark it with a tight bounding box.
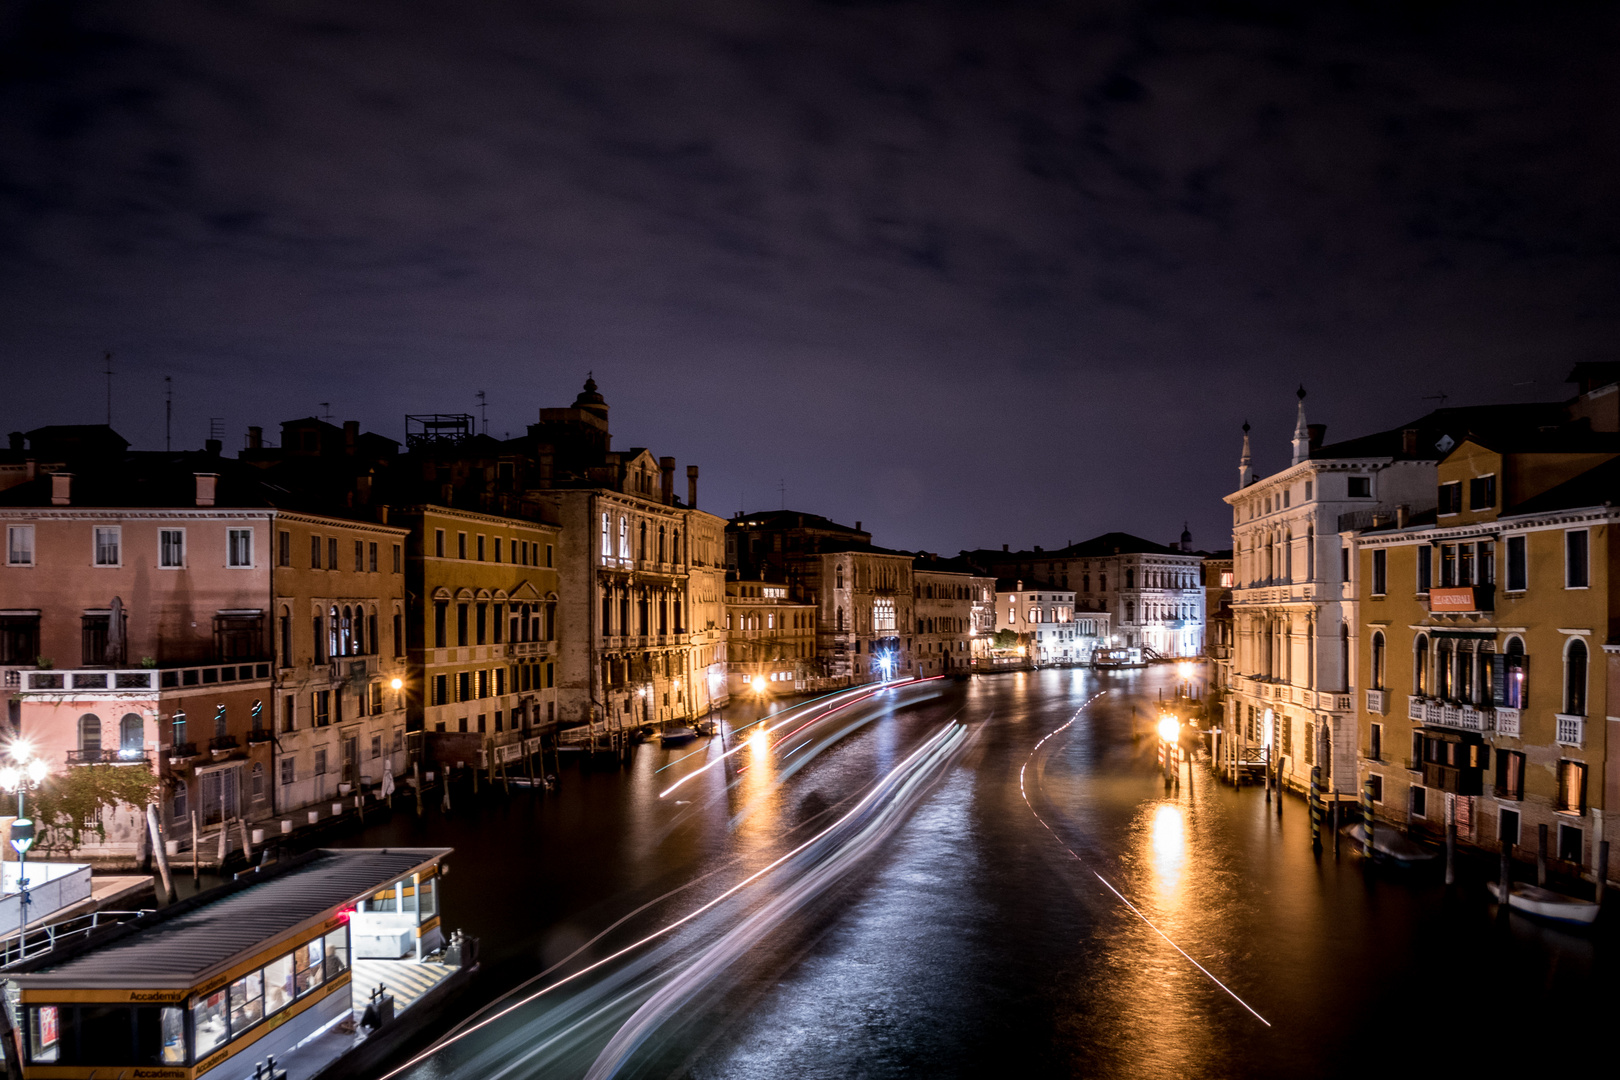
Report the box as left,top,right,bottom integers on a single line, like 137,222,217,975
1149,802,1185,900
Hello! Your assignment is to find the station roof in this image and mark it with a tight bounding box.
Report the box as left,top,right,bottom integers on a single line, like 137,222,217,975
12,848,450,990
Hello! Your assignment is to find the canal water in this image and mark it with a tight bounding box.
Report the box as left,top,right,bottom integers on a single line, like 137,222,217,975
182,668,1614,1078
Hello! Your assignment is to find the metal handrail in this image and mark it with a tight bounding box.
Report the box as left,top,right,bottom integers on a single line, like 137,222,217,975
0,908,154,968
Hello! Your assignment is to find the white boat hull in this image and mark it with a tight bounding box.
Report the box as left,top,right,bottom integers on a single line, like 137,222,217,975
1345,823,1439,864
1487,881,1600,925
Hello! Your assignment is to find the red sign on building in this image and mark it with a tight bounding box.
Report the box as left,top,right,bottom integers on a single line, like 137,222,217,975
1429,587,1478,612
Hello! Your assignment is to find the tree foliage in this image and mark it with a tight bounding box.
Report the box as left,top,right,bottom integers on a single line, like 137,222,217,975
23,766,162,854
992,629,1020,649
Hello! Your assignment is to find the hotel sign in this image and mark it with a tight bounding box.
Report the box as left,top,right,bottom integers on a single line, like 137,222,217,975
1430,586,1485,613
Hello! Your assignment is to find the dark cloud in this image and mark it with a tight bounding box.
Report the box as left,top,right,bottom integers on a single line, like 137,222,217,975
0,0,1616,552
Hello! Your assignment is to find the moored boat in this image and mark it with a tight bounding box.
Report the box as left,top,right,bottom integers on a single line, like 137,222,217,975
659,726,698,746
1486,880,1601,925
1345,823,1439,865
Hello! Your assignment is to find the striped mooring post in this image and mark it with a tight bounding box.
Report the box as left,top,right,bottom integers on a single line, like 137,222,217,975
1309,766,1323,851
1361,779,1375,858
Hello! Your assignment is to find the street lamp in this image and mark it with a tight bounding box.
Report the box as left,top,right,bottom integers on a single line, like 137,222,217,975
1,749,48,958
1157,715,1179,784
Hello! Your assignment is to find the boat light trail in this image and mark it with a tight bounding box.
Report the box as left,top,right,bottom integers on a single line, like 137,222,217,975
1018,691,1272,1029
657,677,941,799
380,720,966,1080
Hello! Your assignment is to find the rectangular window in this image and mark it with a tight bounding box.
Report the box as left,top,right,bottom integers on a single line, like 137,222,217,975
1495,749,1525,799
328,537,338,571
7,524,35,566
228,528,253,568
94,526,121,566
1566,530,1589,588
547,543,554,568
1438,482,1461,516
282,694,296,734
368,682,383,714
434,529,445,558
458,532,468,560
311,534,322,568
1370,549,1387,596
1416,544,1431,593
278,530,291,567
496,667,506,696
1410,785,1427,819
1469,474,1496,511
1499,807,1520,848
264,953,295,1015
476,669,489,698
160,528,185,568
1557,759,1587,814
1367,774,1383,803
192,989,230,1057
29,1005,59,1063
1304,480,1312,500
493,537,502,563
457,603,469,647
314,747,328,776
1559,823,1583,863
1440,544,1456,587
229,969,265,1035
434,601,448,647
1348,476,1371,498
1369,723,1382,761
476,602,487,645
457,671,471,701
353,540,363,572
432,674,447,705
477,535,486,561
392,543,402,572
369,541,378,572
313,690,330,727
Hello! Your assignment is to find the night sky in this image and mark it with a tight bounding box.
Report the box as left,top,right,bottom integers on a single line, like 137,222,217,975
2,1,1615,554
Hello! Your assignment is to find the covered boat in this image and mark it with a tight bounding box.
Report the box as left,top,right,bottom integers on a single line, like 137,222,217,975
1486,881,1600,926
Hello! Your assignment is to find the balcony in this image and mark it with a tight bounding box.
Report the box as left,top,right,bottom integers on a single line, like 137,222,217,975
167,742,199,762
1495,708,1520,738
1365,688,1388,715
1556,715,1585,747
1407,696,1493,734
21,668,162,693
247,727,274,745
65,748,152,766
158,662,273,689
209,734,241,753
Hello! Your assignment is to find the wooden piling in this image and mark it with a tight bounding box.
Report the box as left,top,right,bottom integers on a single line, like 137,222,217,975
1537,823,1548,886
413,762,423,816
190,811,200,883
147,803,174,901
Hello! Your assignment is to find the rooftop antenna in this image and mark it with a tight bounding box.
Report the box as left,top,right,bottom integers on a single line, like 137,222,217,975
164,375,173,452
318,402,332,424
103,351,114,426
476,390,488,435
1422,390,1448,407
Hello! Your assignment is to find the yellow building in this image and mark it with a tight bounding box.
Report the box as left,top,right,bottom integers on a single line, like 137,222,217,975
1354,434,1619,878
723,580,815,695
397,505,561,771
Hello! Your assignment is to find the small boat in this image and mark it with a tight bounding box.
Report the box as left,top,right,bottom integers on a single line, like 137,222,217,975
659,726,698,746
1487,880,1601,925
1345,823,1439,865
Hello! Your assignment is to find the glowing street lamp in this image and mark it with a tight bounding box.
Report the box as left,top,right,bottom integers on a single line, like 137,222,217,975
2,748,48,958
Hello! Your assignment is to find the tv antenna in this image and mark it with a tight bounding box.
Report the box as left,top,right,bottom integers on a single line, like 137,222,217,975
103,351,114,426
1422,390,1449,407
476,390,488,434
164,376,173,451
318,402,332,424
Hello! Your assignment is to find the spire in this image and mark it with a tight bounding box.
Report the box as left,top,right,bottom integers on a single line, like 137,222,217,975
1290,385,1310,466
1180,521,1192,551
1238,420,1255,488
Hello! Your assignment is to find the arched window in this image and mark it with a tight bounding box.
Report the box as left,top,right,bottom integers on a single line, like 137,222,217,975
79,714,102,756
836,565,844,589
658,526,666,562
1437,639,1453,699
313,614,326,664
601,512,611,558
1414,634,1429,695
638,520,647,560
352,607,365,655
836,607,844,632
367,610,377,655
120,713,143,757
618,517,629,559
1566,638,1588,715
1284,532,1293,581
673,528,681,564
1502,636,1527,708
333,606,346,657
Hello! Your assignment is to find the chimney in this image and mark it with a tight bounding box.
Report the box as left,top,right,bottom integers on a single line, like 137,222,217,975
194,473,218,507
51,472,72,506
1307,423,1326,451
1401,427,1418,456
1396,504,1409,528
1002,543,1009,552
855,521,862,533
686,465,699,509
7,432,21,451
205,438,222,457
344,420,358,454
660,456,676,506
247,426,263,450
1034,545,1043,553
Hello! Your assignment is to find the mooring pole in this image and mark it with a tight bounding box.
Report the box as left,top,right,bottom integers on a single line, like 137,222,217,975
1537,823,1548,887
1310,766,1322,852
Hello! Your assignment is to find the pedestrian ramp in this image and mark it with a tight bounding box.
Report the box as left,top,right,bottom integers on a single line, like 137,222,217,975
351,956,456,1014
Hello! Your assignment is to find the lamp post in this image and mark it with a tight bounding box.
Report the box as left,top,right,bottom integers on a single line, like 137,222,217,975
2,751,48,958
1157,715,1179,787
